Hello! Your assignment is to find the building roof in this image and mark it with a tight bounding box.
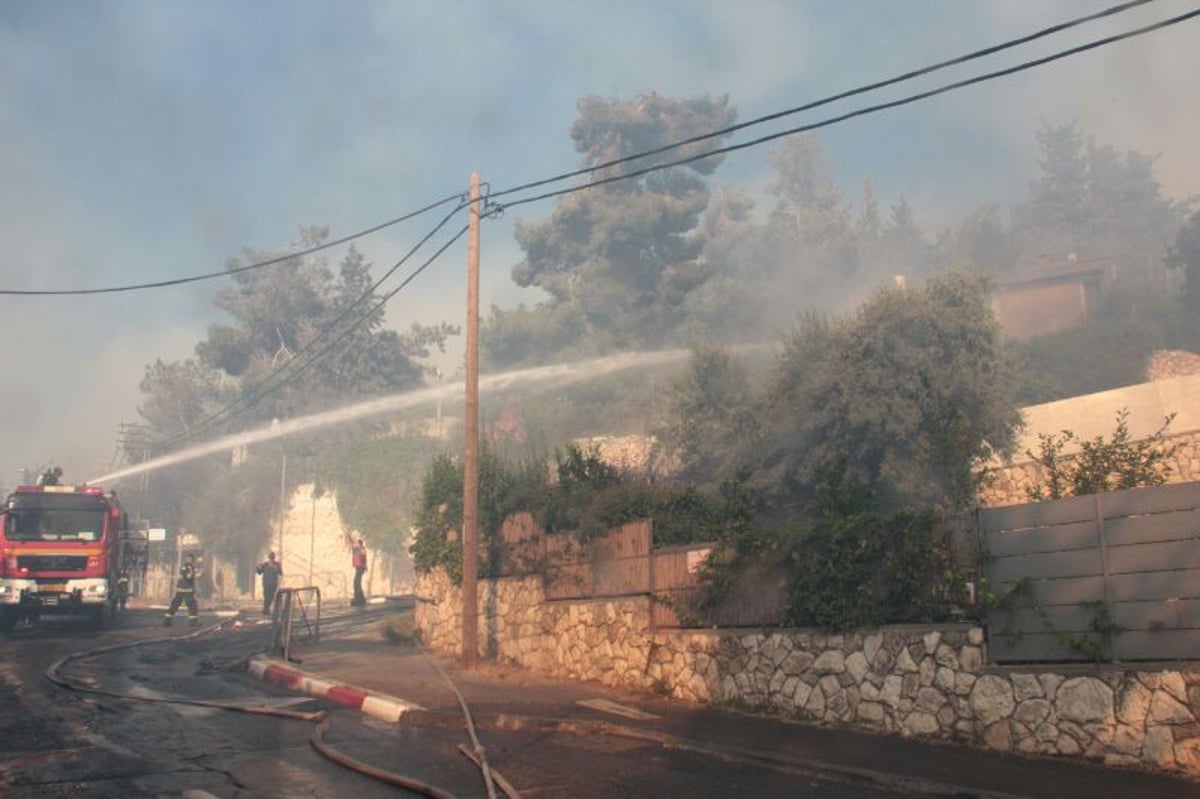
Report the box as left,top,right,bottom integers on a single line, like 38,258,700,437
992,257,1115,294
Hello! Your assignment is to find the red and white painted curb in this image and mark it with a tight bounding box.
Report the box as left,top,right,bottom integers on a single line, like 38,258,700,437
248,655,421,723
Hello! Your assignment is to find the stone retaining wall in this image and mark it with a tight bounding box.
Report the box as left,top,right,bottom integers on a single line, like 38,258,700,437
980,430,1200,506
417,570,1200,778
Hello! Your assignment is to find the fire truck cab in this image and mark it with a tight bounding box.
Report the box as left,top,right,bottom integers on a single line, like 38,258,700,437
0,483,126,631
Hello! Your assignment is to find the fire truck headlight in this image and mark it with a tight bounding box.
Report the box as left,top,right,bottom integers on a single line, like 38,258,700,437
0,585,11,595
87,584,107,595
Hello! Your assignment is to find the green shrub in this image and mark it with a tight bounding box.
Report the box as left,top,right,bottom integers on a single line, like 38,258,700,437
1025,408,1178,500
409,446,546,581
785,507,964,630
410,443,761,582
783,467,965,630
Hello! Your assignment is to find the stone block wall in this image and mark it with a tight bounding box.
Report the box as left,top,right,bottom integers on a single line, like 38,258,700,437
980,430,1200,506
416,570,1200,778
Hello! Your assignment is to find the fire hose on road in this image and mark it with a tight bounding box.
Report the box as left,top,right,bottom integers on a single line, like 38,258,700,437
42,614,504,799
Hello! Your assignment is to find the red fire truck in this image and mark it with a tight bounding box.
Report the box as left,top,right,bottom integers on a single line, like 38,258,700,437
0,482,128,631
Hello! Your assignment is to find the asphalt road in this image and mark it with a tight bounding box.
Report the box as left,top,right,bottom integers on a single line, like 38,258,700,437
0,607,909,798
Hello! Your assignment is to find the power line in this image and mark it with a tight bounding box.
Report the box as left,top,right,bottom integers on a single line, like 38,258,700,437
0,192,465,296
245,225,472,413
155,5,1199,450
0,3,1153,299
159,202,467,445
492,5,1200,213
160,216,472,447
489,0,1156,200
61,4,1191,451
167,223,471,447
0,1,1158,301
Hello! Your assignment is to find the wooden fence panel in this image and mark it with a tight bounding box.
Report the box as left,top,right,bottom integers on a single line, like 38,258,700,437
986,519,1097,557
543,561,591,601
652,548,705,589
494,512,545,577
650,548,788,629
997,605,1102,635
996,599,1200,637
1106,539,1200,575
542,521,653,601
589,523,651,597
1110,598,1200,630
590,552,649,597
1113,630,1200,661
1107,569,1200,602
989,632,1101,663
993,576,1106,607
983,480,1200,663
946,514,984,567
988,549,1102,583
1104,509,1200,547
1102,482,1200,518
651,588,693,628
650,545,715,629
981,494,1096,532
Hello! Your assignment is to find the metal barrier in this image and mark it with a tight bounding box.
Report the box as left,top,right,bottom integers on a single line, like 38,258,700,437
269,586,321,662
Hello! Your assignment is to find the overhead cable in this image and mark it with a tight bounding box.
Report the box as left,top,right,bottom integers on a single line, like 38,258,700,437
489,0,1156,200
0,192,465,296
153,5,1200,448
0,2,1159,297
493,5,1200,213
159,203,467,446
161,221,472,446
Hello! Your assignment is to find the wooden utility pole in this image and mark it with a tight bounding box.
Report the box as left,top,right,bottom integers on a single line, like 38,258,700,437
462,173,481,666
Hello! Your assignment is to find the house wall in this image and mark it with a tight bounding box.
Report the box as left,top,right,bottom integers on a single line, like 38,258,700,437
992,281,1089,341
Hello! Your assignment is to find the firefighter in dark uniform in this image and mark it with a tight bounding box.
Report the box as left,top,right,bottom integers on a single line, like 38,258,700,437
164,554,201,627
116,569,131,611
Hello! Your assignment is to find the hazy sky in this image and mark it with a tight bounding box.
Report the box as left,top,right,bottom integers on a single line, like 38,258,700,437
2,0,1198,480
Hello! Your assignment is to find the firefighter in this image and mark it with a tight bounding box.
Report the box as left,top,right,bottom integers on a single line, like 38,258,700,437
164,554,201,627
255,552,282,616
351,538,367,608
116,568,131,611
37,466,63,486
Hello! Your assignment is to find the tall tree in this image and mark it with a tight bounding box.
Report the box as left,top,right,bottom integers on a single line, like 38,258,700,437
678,186,762,341
485,93,737,367
855,178,882,246
1016,121,1089,242
869,197,933,286
1167,210,1200,311
137,358,229,440
188,232,455,428
937,203,1015,274
130,229,459,570
696,135,863,339
1012,122,1184,286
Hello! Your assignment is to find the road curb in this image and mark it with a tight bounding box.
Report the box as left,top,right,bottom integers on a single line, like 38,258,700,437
388,708,1026,799
247,655,422,723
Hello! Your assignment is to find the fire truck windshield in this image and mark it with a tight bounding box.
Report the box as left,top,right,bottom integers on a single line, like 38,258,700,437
4,495,108,543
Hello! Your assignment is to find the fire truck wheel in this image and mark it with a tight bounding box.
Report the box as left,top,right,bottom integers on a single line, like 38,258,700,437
0,609,17,632
86,606,107,631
